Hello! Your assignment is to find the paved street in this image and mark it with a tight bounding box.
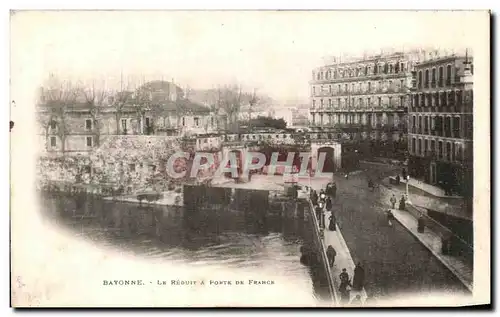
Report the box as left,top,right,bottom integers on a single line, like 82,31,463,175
328,170,470,300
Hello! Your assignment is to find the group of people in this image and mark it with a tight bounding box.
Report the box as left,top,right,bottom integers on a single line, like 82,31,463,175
337,263,366,305
310,181,366,306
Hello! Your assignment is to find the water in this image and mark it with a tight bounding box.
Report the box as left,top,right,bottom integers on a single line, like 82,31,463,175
38,192,330,304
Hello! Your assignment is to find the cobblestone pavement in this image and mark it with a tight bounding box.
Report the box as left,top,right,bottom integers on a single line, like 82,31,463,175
323,171,470,300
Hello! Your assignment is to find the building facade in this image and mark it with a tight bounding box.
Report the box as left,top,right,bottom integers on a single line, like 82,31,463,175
36,80,220,156
408,54,473,200
309,51,422,158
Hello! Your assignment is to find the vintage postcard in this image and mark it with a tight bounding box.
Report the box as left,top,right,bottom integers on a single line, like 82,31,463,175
10,10,490,307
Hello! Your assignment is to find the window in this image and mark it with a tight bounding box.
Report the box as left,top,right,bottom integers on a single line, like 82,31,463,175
378,97,382,107
400,79,404,90
400,62,404,72
418,139,422,155
434,93,440,107
121,119,127,131
453,116,461,138
438,141,443,159
338,84,341,93
446,65,452,85
389,64,393,73
368,82,371,91
329,85,332,94
411,138,416,154
424,69,429,88
427,94,432,107
312,100,316,107
345,84,348,92
320,99,324,107
388,96,393,107
418,71,423,88
431,68,436,87
456,143,463,161
328,99,332,107
85,119,92,130
50,120,56,130
359,83,362,92
400,96,404,108
438,66,444,87
446,142,451,161
145,117,151,127
86,136,93,147
431,140,435,154
50,136,56,147
424,139,429,155
424,116,429,134
211,117,214,126
367,97,371,106
312,86,316,95
194,117,200,127
359,98,363,107
182,117,186,126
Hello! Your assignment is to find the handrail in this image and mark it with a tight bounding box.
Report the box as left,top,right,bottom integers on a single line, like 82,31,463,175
302,197,339,306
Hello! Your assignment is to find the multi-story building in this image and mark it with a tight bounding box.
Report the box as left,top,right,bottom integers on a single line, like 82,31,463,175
309,51,422,158
407,53,473,201
36,80,219,156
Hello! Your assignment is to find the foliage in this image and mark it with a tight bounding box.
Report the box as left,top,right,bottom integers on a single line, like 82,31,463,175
239,116,287,130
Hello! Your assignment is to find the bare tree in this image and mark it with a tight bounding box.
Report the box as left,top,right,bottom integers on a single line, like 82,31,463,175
40,75,79,154
81,81,107,146
112,72,132,135
217,84,242,133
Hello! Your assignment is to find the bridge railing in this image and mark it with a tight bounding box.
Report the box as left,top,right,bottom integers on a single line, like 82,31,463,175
301,197,339,306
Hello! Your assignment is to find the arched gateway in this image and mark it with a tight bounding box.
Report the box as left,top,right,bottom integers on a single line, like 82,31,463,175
310,141,342,175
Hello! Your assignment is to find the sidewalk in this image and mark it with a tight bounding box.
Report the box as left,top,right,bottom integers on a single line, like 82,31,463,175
383,177,469,221
379,183,473,293
323,209,368,306
390,207,473,292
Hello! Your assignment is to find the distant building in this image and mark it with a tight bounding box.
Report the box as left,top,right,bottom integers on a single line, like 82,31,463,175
36,80,220,156
309,50,422,158
408,52,473,199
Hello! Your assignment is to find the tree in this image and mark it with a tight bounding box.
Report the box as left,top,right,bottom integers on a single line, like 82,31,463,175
39,75,79,155
217,84,242,132
240,116,287,130
81,81,107,146
112,73,131,135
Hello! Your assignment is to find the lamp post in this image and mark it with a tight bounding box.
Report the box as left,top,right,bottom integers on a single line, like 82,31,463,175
406,175,410,203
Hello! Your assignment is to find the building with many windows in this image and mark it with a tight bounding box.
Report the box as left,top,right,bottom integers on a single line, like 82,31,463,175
309,50,422,158
36,80,219,156
408,53,473,205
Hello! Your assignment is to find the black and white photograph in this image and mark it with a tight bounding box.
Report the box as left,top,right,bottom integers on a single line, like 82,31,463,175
9,10,490,307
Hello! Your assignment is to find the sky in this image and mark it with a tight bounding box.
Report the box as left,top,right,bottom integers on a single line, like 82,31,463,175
11,10,487,104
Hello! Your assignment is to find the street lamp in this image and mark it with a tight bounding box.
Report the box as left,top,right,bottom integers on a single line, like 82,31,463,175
406,175,410,203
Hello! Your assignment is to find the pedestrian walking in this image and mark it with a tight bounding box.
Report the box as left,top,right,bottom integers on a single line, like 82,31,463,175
386,209,395,227
339,285,351,305
326,196,333,211
390,194,397,209
339,268,351,286
326,245,336,267
332,182,337,199
328,213,336,231
352,262,365,291
399,195,406,210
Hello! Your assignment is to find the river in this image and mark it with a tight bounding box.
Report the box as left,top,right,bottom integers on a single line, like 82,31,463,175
38,191,331,305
